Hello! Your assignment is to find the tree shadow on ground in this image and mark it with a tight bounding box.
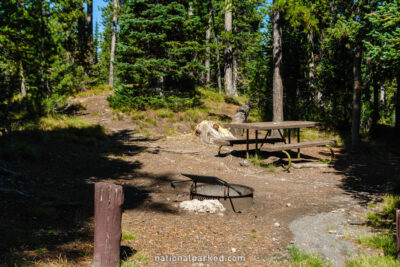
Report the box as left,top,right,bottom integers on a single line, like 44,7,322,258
0,126,175,265
333,128,400,205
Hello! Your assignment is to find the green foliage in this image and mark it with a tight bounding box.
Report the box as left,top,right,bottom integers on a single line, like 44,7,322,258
358,234,396,256
346,255,399,267
289,246,329,267
108,85,200,111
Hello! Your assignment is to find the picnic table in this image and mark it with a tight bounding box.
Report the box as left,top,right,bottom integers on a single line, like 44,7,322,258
215,121,336,170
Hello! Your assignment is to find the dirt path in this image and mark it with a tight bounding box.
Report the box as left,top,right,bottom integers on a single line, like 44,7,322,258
74,93,371,266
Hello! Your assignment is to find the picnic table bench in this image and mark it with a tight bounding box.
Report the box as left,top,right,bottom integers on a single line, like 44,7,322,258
218,121,336,171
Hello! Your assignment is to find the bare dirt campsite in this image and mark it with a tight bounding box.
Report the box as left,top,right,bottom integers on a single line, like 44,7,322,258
1,91,399,266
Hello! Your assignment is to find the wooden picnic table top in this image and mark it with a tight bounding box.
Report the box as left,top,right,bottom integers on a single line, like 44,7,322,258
224,121,321,130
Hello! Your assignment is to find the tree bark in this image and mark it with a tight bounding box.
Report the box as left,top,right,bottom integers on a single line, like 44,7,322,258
395,75,400,133
87,0,93,64
371,69,379,132
210,0,222,94
205,8,211,85
109,0,118,88
233,50,238,94
351,46,362,150
20,62,26,97
224,0,235,97
272,10,284,122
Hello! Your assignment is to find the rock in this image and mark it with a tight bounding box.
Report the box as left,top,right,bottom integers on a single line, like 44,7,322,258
286,203,291,207
231,248,237,253
179,199,226,213
240,160,250,167
274,222,281,227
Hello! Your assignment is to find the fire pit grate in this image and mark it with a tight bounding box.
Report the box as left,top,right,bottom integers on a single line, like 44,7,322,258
171,173,254,213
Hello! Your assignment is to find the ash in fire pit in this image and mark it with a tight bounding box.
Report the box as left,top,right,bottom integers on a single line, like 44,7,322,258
171,173,254,213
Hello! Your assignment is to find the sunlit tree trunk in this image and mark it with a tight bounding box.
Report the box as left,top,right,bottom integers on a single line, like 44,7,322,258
272,9,283,122
351,46,362,150
109,0,118,88
210,0,222,94
205,8,211,85
224,0,235,97
20,62,26,97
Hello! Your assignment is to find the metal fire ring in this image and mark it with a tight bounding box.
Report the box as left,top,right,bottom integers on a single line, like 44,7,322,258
171,173,254,213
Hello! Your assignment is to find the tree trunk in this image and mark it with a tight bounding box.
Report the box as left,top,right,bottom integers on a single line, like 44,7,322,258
109,0,118,88
380,82,386,105
233,50,238,94
308,31,318,104
205,8,211,85
371,70,379,132
351,46,362,150
396,75,400,133
87,0,93,64
272,10,284,122
210,0,222,94
20,62,26,97
78,1,86,66
224,0,235,97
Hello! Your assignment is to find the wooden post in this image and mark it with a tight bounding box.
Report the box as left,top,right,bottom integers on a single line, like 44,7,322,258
94,182,124,267
396,209,400,259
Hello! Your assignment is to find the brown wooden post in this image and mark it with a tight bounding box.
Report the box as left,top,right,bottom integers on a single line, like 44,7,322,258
94,182,124,267
396,209,400,259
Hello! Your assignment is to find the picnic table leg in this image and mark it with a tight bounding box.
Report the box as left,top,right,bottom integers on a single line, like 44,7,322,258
246,129,249,159
297,128,300,158
288,129,291,144
255,130,258,156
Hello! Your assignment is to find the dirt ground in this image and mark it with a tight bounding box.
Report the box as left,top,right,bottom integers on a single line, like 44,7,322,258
2,92,399,266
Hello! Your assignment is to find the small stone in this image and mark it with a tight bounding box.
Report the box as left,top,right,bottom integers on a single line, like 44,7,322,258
231,247,237,253
286,203,291,207
274,222,281,227
272,237,278,242
240,160,250,167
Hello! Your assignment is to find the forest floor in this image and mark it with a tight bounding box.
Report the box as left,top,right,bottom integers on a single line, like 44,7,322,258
1,90,399,266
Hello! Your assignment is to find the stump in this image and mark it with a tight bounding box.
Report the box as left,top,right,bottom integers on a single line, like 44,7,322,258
93,182,124,267
231,100,251,136
194,120,235,144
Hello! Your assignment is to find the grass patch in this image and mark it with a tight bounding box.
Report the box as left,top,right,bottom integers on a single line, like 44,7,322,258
200,88,224,103
121,252,148,267
346,254,399,267
182,109,207,123
365,195,400,227
300,128,343,145
358,234,396,256
289,246,329,267
76,84,113,97
248,154,278,172
224,96,241,105
163,126,176,135
156,109,175,118
122,231,138,241
131,113,147,121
